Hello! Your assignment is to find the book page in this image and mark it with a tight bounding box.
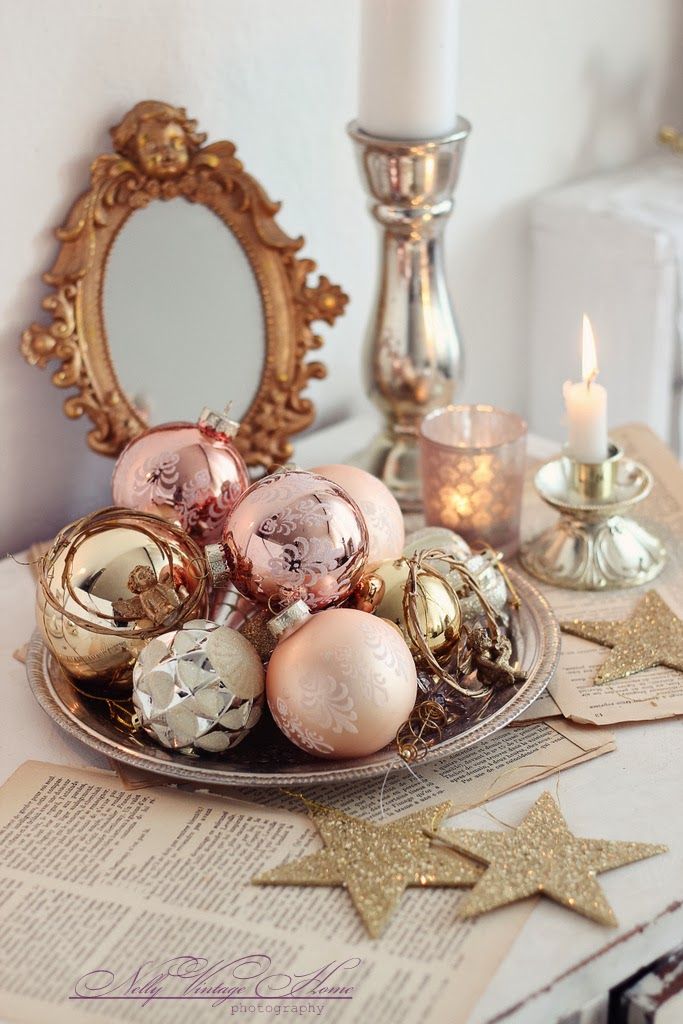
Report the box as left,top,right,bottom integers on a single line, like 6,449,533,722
0,760,532,1024
234,720,613,821
521,424,683,726
113,719,614,824
513,689,562,722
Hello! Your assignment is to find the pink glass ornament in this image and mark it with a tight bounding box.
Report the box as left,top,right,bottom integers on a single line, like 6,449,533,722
223,468,369,611
313,463,405,568
266,607,417,759
112,407,249,548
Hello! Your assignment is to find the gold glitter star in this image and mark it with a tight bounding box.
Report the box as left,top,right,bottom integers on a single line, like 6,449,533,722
252,798,482,938
434,792,665,926
561,589,683,684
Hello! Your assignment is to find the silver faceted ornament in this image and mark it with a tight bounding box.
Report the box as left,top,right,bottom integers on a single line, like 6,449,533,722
132,619,264,754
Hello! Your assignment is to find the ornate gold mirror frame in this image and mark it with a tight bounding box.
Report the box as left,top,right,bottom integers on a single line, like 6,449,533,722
21,100,348,469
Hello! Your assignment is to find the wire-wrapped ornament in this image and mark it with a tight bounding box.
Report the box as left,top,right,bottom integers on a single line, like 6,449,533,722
404,527,509,625
132,620,264,753
112,405,249,547
360,557,462,663
392,548,528,762
36,508,208,695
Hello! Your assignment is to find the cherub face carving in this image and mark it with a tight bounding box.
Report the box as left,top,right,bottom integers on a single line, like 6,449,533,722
135,119,189,178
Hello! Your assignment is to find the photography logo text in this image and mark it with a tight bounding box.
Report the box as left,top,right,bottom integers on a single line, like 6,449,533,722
71,954,362,1014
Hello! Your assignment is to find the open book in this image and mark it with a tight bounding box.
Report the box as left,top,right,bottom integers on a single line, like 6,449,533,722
0,760,534,1024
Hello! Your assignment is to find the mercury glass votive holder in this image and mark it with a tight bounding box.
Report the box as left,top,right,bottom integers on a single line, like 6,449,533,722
419,405,528,557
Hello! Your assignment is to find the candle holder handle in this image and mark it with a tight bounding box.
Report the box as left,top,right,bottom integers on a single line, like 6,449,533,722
347,117,471,511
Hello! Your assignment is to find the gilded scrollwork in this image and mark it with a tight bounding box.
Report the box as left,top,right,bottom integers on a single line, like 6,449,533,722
21,100,348,467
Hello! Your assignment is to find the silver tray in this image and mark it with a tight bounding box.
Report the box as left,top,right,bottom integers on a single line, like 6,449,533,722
26,569,560,787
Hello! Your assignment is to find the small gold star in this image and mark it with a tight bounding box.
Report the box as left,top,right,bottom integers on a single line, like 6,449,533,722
252,798,482,938
561,590,683,684
434,792,665,926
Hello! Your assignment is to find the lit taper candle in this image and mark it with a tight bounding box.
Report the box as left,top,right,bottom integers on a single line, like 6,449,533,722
563,315,608,464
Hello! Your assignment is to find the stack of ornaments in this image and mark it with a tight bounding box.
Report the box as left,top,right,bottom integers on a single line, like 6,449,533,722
36,405,509,762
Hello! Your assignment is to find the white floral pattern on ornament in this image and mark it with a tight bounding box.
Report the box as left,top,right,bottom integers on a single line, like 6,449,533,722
360,620,406,672
258,498,332,541
132,451,242,539
274,697,334,754
133,450,181,503
259,507,299,538
320,640,391,711
266,536,344,585
292,497,333,529
180,479,242,535
255,473,315,507
360,498,402,548
296,669,359,734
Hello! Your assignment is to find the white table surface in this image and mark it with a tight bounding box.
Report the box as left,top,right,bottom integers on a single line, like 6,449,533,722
2,413,682,1024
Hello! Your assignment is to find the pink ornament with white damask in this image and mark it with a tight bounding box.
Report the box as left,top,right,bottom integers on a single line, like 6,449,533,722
266,606,417,759
112,407,249,548
221,468,369,611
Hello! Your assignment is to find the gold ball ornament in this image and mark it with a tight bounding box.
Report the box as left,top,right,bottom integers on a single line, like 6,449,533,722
346,572,386,614
371,557,462,662
36,508,208,696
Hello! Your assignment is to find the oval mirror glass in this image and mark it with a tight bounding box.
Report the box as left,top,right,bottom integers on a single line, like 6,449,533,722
104,199,265,423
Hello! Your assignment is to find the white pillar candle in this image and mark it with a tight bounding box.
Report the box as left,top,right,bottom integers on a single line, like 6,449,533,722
563,315,608,464
358,0,459,139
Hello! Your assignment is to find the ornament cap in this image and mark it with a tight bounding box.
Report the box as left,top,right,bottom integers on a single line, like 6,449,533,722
205,543,231,588
268,600,311,641
198,404,240,440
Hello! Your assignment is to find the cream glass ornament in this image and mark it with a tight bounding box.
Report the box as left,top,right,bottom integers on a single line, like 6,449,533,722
133,620,264,753
112,406,249,547
403,526,471,567
266,606,417,759
219,468,369,611
312,463,404,567
36,508,208,695
372,557,462,662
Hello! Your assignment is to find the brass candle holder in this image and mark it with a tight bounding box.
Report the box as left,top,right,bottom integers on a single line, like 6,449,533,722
520,443,666,590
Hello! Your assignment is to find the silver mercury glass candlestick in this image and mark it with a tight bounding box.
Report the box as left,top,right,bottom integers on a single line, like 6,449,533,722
347,117,471,511
520,443,666,590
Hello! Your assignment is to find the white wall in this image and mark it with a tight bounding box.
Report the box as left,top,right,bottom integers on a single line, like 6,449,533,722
2,0,682,551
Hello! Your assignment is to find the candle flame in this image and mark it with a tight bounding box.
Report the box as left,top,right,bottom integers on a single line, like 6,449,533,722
582,315,599,385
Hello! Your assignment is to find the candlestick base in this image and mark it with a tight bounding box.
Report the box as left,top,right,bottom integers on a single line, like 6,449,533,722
347,118,471,512
349,424,422,511
519,444,666,590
